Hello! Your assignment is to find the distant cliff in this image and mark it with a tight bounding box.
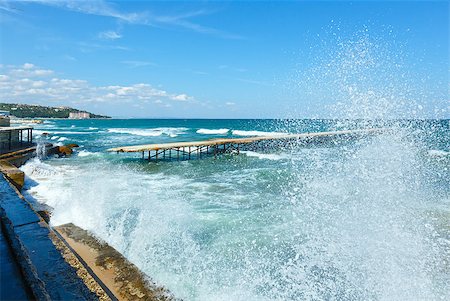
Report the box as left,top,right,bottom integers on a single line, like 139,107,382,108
0,103,110,119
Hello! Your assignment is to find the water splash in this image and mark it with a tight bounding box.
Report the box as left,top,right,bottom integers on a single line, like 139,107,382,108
36,136,48,160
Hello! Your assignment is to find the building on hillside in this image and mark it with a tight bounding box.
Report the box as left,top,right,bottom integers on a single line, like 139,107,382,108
69,112,90,119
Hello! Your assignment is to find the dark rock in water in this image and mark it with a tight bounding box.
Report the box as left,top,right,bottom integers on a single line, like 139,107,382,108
65,144,79,148
58,146,73,157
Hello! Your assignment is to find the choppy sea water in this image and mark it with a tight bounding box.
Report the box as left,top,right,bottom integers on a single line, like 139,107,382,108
20,118,449,301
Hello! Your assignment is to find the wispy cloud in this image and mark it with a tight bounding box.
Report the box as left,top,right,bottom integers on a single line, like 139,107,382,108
121,60,155,68
63,54,76,61
0,0,21,13
19,0,243,39
236,78,273,86
0,63,195,107
98,30,122,40
78,41,130,52
219,65,248,72
22,0,146,23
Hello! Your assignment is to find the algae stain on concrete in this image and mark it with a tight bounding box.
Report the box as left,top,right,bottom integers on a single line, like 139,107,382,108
55,223,177,301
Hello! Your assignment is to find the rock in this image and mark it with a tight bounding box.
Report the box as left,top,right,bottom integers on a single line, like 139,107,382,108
65,143,79,148
58,146,73,157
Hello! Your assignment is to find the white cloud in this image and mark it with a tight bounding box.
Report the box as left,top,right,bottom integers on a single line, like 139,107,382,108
98,30,122,40
0,63,194,107
10,65,54,77
23,63,35,69
225,102,235,106
171,94,191,101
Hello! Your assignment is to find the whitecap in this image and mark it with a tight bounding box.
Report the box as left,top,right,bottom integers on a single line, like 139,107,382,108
197,128,229,135
57,137,68,142
241,151,288,161
427,149,449,157
107,127,188,137
77,150,98,157
51,131,92,135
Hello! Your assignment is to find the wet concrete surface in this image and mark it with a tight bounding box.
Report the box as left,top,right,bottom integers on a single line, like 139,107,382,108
0,225,30,301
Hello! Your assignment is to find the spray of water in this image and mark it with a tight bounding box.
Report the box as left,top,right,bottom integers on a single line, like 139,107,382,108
36,135,48,160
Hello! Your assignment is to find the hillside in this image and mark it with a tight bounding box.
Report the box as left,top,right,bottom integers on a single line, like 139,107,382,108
0,103,110,119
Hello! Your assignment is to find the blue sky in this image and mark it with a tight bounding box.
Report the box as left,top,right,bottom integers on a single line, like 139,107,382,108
0,0,448,118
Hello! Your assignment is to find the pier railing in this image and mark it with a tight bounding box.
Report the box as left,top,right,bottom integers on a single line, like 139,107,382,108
0,126,34,155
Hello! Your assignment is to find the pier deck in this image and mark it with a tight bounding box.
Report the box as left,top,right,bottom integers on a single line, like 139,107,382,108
108,128,385,161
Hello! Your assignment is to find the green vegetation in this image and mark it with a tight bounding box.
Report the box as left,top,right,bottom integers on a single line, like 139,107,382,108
0,103,110,119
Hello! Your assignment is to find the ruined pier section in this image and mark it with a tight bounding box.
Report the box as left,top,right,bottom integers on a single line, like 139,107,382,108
108,128,386,162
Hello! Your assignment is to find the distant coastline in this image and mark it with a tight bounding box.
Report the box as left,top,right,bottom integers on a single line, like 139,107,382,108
0,103,110,119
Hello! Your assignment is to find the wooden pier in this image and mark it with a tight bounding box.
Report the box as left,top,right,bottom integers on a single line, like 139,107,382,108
107,128,385,162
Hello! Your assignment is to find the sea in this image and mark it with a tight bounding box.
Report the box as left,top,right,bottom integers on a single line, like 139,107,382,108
19,118,449,301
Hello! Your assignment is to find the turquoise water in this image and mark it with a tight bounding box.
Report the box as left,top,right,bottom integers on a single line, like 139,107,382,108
21,118,449,300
